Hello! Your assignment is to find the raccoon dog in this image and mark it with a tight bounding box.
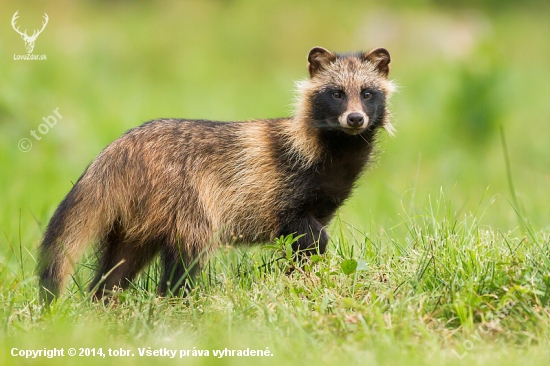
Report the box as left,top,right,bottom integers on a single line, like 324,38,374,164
38,46,395,302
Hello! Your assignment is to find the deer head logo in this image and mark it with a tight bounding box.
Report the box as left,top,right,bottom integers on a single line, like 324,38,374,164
11,11,49,54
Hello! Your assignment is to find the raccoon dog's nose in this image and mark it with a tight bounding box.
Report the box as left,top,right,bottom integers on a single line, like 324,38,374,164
346,113,364,128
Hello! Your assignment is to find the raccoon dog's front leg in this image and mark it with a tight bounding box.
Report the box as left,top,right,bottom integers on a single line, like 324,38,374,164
281,215,329,256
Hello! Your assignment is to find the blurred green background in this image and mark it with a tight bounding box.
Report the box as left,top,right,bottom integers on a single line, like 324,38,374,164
1,0,549,256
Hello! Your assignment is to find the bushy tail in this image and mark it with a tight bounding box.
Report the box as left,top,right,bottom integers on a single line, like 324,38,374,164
38,182,111,303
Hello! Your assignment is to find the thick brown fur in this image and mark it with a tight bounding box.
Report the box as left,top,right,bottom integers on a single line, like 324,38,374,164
37,47,395,302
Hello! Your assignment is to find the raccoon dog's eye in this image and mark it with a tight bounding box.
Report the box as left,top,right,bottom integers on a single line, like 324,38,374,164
332,91,343,99
362,91,372,99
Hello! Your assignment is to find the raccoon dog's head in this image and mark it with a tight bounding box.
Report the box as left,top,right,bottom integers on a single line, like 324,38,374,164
298,47,395,135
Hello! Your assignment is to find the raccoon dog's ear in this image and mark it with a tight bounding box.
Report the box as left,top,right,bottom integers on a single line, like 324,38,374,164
308,47,337,78
363,48,391,77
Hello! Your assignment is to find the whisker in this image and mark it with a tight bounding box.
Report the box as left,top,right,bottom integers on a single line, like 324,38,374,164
358,133,370,145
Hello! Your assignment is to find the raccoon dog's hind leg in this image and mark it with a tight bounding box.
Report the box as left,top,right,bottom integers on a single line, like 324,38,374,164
158,233,214,297
88,222,163,299
158,246,199,297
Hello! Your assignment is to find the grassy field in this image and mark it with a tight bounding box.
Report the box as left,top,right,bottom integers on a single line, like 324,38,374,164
1,0,550,365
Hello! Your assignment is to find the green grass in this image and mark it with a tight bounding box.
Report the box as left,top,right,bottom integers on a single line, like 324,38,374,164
2,196,550,365
1,0,550,365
